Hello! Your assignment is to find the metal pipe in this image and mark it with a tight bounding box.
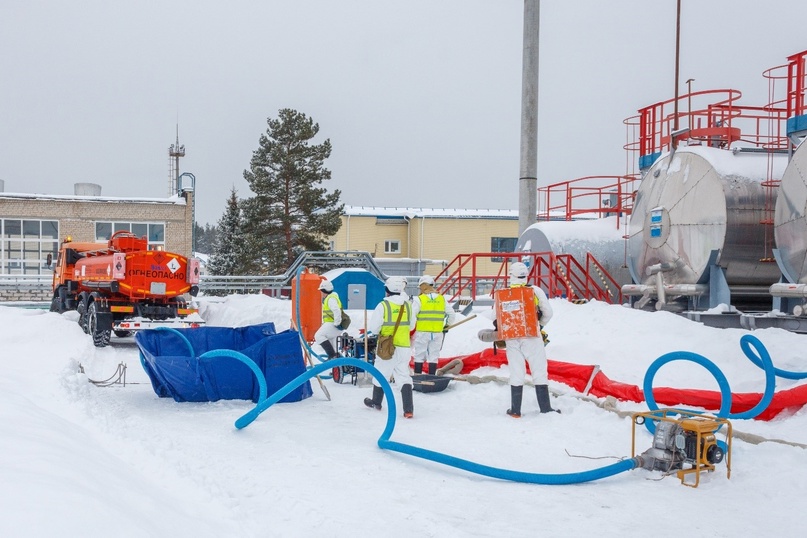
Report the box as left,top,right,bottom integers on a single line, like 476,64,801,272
621,284,654,296
665,284,708,296
770,283,807,298
655,270,666,310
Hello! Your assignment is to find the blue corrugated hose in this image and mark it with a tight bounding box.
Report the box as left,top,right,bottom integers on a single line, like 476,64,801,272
234,357,639,485
642,333,780,434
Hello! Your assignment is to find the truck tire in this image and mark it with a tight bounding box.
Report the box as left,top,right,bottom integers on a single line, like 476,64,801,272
88,302,111,347
50,287,66,313
77,301,89,334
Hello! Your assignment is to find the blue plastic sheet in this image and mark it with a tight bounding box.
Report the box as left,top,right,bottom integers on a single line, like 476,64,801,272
135,323,312,403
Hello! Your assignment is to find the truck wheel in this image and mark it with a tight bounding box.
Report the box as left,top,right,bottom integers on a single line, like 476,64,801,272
50,296,63,313
88,302,111,347
77,301,89,334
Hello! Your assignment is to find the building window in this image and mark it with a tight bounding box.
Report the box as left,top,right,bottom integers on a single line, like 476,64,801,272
491,237,517,262
95,221,165,250
384,240,401,254
0,218,59,275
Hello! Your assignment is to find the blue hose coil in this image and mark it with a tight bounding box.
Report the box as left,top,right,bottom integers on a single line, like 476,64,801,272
642,334,780,434
235,357,638,485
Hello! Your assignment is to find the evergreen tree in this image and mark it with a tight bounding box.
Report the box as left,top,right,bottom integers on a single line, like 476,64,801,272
193,222,218,255
241,108,343,275
207,188,246,277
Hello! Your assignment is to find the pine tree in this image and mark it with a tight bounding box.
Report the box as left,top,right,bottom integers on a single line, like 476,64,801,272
207,188,246,277
241,108,343,275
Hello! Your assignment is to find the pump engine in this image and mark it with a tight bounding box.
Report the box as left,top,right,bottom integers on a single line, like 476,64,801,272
632,409,731,487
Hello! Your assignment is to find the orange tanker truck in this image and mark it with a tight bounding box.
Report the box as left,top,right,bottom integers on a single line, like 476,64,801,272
49,230,203,346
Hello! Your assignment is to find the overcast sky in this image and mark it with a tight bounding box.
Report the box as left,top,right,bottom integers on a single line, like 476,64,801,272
2,1,805,225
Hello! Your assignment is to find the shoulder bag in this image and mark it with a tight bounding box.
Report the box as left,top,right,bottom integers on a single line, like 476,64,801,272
375,303,405,360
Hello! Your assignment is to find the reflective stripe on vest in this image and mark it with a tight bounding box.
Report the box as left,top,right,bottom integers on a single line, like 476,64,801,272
381,300,411,347
322,292,342,322
415,293,447,332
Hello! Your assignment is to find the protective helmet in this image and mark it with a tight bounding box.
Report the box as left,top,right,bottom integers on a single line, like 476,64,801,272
385,276,406,294
508,262,529,284
318,279,333,292
418,275,435,287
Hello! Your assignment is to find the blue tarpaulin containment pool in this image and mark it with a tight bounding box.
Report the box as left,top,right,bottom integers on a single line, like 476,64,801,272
135,323,312,403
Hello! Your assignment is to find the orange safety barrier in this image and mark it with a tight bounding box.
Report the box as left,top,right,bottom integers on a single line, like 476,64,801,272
428,350,807,421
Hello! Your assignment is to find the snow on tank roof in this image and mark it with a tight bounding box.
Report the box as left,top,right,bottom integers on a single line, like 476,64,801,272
665,145,788,180
523,216,625,243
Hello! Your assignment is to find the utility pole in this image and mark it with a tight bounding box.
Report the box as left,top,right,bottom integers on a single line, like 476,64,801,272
519,0,540,236
672,0,682,147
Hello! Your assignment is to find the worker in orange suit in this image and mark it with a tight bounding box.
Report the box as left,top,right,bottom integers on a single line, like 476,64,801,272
493,262,557,418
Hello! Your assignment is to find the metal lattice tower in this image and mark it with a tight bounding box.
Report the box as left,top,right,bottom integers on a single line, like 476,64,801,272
168,126,185,196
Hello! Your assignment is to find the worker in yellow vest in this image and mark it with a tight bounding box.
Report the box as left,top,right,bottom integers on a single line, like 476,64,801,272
314,279,343,360
411,275,456,375
365,276,417,418
494,262,557,418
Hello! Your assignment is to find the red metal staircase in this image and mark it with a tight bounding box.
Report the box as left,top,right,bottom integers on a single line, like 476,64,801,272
434,251,623,305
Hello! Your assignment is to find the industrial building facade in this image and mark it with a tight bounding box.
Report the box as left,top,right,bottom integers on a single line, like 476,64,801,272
329,206,520,276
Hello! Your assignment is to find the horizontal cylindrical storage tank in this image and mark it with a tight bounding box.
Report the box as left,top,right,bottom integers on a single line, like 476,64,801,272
774,139,807,283
627,146,786,288
516,216,633,289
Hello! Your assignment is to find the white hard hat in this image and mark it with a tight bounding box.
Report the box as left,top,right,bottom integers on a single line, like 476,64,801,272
385,276,406,294
508,262,529,282
418,275,435,287
318,279,333,292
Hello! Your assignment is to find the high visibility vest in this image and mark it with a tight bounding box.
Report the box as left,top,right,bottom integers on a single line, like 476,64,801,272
415,293,447,332
322,292,342,323
495,284,539,339
381,300,411,347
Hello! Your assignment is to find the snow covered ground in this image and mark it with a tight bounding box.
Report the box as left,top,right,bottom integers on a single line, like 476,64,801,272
2,294,806,537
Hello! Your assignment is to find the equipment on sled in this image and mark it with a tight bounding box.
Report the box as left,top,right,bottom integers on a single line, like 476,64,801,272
332,332,377,385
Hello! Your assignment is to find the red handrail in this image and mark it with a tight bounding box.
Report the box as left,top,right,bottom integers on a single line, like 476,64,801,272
433,252,622,305
627,88,789,162
786,50,807,118
536,175,638,228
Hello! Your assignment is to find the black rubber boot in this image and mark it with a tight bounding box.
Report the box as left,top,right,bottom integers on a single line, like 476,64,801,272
536,384,560,413
506,385,523,418
364,385,384,410
401,384,414,418
427,362,437,375
414,362,423,374
319,340,338,359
